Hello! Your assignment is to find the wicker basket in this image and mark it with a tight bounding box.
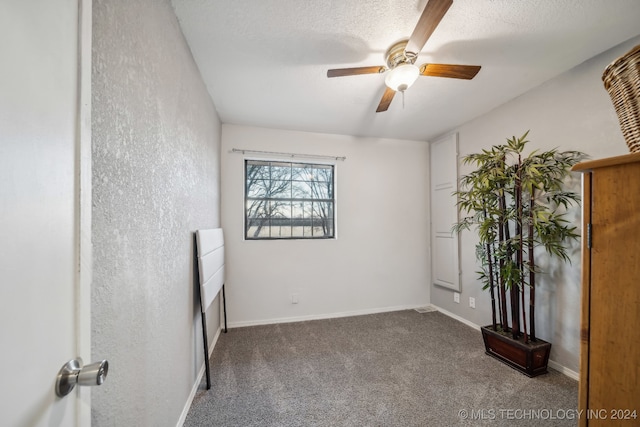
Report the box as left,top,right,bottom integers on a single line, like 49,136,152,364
603,44,640,153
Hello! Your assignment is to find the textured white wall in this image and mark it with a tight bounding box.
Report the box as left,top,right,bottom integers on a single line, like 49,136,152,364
221,125,431,325
92,0,221,425
431,35,640,373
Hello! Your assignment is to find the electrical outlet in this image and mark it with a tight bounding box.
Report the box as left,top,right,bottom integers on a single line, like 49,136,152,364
291,293,299,304
454,292,460,303
469,297,476,309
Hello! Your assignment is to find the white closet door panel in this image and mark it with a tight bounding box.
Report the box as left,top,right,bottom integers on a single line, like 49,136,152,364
430,133,460,291
434,236,455,285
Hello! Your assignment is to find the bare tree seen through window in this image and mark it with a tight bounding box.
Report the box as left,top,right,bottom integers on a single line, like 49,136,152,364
245,160,335,239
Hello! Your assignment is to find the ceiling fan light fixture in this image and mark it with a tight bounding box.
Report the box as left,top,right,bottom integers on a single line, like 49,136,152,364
384,63,420,92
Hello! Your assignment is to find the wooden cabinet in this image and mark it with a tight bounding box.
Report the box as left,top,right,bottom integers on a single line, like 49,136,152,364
573,153,640,426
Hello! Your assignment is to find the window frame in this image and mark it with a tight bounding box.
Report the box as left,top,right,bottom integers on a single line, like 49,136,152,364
243,157,337,240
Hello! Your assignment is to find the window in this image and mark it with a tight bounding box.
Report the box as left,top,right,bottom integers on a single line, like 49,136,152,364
245,159,335,239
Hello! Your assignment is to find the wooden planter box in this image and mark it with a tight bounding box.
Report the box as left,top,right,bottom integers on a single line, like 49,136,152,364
481,325,551,377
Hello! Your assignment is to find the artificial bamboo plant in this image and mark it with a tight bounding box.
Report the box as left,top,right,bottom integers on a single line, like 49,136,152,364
454,132,584,343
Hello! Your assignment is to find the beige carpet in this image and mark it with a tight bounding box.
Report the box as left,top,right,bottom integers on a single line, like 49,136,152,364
185,310,578,426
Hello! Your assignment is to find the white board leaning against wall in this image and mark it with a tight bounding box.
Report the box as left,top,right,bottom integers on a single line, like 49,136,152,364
195,228,227,390
430,133,460,292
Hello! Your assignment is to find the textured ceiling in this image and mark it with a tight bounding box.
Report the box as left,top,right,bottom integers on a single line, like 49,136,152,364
172,0,640,141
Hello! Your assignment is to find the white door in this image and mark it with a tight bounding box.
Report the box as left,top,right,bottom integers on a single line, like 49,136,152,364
0,1,92,426
430,133,461,292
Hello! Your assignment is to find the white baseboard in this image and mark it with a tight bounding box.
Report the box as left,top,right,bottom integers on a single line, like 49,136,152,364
431,304,579,381
548,359,579,380
228,303,430,328
177,325,222,427
430,304,481,331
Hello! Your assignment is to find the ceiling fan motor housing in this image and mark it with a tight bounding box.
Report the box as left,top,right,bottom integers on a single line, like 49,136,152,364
385,40,417,69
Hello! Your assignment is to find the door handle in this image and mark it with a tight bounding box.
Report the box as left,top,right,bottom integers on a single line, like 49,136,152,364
56,358,109,397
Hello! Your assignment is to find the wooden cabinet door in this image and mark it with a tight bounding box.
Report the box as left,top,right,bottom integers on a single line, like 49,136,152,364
587,163,640,424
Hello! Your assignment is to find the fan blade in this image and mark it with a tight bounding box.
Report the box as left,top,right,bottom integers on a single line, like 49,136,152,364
406,0,453,56
420,63,481,79
327,66,386,78
376,87,396,112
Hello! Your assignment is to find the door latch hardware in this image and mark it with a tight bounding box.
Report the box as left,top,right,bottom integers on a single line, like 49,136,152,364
55,358,109,397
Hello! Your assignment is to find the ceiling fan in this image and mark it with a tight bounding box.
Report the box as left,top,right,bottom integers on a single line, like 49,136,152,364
327,0,481,113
